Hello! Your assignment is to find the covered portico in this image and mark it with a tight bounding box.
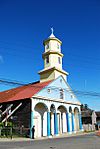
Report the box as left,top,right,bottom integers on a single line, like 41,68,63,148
30,97,82,138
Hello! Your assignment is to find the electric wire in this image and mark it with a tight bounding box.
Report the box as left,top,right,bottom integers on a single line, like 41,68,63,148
0,42,100,97
0,78,100,98
0,45,100,71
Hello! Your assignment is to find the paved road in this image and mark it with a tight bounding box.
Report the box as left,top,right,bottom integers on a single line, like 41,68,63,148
0,133,100,149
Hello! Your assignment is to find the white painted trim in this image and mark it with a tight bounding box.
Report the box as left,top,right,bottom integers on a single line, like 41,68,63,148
32,95,81,106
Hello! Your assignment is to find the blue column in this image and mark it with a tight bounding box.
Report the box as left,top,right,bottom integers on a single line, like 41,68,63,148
47,112,50,136
54,113,58,135
66,113,71,132
30,111,34,138
79,113,83,130
72,113,75,132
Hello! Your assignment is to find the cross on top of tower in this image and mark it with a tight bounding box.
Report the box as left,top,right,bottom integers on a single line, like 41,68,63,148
51,27,54,34
49,27,55,38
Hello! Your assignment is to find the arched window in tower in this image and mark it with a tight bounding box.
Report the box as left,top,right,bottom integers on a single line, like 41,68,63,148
57,43,60,49
46,55,49,64
59,89,64,99
46,43,49,49
58,57,61,64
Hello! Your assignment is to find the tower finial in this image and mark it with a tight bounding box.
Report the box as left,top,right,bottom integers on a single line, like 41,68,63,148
51,27,54,34
49,27,55,38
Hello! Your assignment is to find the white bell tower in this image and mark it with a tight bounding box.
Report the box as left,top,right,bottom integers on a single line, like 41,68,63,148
38,28,68,82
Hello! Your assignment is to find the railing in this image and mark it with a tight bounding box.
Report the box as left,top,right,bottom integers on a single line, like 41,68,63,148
0,126,30,139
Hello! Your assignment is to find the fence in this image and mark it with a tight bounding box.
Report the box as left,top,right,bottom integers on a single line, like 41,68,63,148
0,126,30,138
83,124,95,132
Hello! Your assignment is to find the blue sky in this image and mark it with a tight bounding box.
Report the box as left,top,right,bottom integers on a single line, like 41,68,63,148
0,0,100,111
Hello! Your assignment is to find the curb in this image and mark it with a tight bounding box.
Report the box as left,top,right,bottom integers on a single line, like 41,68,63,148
0,132,95,142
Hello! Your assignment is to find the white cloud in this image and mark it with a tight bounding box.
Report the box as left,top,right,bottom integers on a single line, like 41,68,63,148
0,55,4,63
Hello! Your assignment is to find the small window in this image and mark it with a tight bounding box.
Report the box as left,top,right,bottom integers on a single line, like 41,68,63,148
71,94,74,99
47,88,51,93
46,56,49,64
60,79,62,83
58,57,61,64
60,89,64,99
57,43,59,49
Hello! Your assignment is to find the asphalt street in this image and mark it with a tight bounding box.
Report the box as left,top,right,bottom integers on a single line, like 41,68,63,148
0,133,100,149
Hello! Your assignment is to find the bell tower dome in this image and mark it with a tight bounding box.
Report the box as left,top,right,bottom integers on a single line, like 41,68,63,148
38,28,68,82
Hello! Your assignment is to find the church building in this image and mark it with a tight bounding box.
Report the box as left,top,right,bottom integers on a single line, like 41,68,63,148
0,29,83,138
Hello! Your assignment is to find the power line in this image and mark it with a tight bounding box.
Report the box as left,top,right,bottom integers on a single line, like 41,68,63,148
0,40,100,63
0,41,100,63
0,78,26,86
0,46,34,61
1,45,100,71
0,40,34,51
0,45,100,65
0,78,100,98
64,51,100,62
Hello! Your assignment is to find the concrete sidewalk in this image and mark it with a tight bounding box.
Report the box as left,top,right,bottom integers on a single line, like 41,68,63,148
0,132,95,142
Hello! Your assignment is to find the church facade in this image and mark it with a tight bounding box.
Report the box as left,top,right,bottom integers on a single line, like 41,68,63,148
0,30,83,138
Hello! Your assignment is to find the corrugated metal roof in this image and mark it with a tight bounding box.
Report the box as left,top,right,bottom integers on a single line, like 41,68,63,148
0,80,52,103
